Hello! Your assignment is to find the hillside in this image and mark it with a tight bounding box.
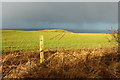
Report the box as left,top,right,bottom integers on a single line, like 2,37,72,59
2,29,115,52
41,29,70,32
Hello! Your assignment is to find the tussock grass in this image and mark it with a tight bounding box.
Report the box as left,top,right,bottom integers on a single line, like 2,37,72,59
2,47,120,78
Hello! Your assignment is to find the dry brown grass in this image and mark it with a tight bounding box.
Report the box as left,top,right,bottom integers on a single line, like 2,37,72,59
2,47,120,79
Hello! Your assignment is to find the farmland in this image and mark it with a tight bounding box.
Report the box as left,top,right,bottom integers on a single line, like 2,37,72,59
1,29,115,52
1,30,120,78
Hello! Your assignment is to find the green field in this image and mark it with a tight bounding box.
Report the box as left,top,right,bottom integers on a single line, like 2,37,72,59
1,29,115,52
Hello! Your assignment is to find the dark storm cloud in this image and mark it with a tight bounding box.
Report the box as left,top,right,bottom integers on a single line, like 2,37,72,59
2,2,118,32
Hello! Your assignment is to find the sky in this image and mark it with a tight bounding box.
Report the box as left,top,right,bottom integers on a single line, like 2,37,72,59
2,2,118,33
1,0,119,2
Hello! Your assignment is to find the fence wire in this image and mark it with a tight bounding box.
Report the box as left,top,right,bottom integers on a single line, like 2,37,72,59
2,40,40,52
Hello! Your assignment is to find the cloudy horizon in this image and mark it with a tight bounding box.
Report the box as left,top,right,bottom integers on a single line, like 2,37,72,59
2,2,118,33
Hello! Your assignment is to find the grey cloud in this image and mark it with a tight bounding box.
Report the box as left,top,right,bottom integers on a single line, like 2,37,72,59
2,2,118,32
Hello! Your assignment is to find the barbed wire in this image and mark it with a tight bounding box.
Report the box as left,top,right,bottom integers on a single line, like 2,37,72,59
2,32,67,52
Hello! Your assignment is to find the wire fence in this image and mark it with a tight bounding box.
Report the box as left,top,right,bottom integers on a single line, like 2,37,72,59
1,32,116,53
1,32,67,52
2,38,66,52
2,40,40,52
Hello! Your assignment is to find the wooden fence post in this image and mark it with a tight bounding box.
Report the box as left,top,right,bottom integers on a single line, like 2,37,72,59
40,35,44,63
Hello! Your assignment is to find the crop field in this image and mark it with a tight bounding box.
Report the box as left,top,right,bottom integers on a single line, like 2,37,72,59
1,29,115,52
1,29,120,78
